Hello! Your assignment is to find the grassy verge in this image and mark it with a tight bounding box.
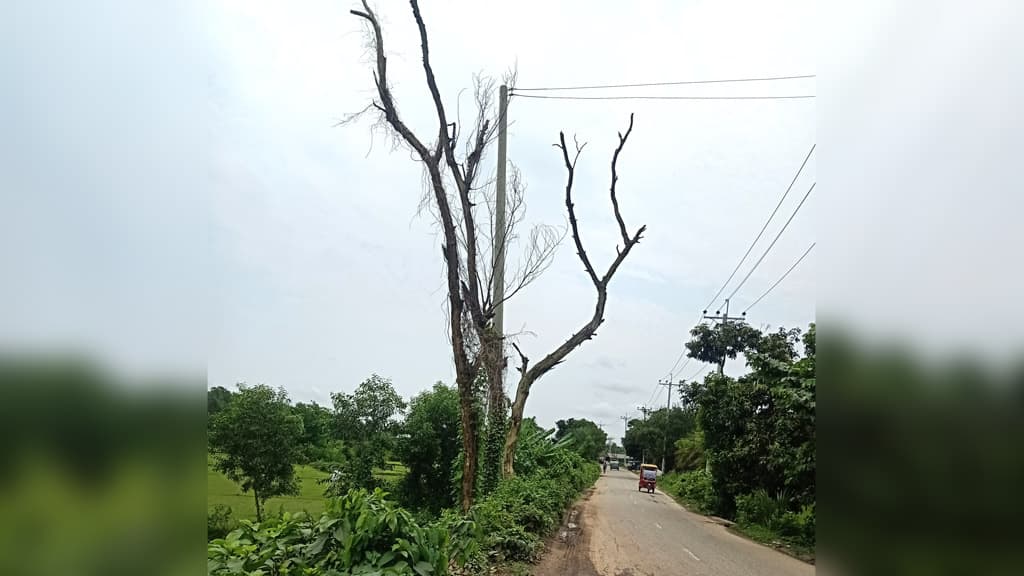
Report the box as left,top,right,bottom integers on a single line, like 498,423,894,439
729,523,815,564
207,455,407,520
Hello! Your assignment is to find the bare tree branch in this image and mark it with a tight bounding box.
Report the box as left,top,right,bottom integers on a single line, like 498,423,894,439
503,115,646,477
610,113,635,245
350,6,434,165
510,342,529,376
556,133,600,287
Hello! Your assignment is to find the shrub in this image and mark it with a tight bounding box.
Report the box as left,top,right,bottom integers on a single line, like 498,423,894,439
677,469,717,513
208,489,477,576
470,448,599,562
735,490,815,548
660,470,717,514
777,502,815,546
736,489,779,528
206,505,236,541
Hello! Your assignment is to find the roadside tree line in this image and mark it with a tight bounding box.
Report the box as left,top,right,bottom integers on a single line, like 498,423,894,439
624,322,816,551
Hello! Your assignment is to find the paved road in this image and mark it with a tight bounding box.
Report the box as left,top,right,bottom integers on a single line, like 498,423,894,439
582,469,814,576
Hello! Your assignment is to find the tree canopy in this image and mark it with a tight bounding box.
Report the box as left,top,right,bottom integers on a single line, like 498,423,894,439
554,418,608,460
292,401,333,462
329,374,407,491
207,385,233,416
685,321,762,371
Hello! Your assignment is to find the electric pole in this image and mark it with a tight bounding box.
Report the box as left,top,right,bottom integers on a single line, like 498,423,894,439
619,414,629,461
657,378,680,472
635,405,652,464
702,297,747,375
492,85,509,347
596,422,609,459
636,405,652,421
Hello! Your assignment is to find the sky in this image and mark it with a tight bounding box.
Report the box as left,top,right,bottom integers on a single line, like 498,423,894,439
3,0,816,435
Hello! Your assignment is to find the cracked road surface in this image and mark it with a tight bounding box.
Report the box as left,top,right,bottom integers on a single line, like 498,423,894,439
568,469,814,576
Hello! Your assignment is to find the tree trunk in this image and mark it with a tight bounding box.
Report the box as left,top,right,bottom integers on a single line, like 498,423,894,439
480,330,506,493
457,372,478,512
254,487,262,523
501,373,534,477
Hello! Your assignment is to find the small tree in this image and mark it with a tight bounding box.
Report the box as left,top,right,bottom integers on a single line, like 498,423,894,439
685,321,762,373
209,384,304,522
330,374,407,491
397,382,461,512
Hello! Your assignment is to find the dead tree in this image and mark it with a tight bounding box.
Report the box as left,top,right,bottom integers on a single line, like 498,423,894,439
502,117,646,477
348,0,644,507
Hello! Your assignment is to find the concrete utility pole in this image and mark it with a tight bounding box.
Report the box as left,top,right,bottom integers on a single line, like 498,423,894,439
619,414,629,458
657,378,680,472
702,297,747,375
492,85,509,346
635,405,652,464
636,405,653,421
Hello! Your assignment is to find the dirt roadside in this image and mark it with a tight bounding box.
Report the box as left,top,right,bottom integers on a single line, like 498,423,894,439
529,488,601,576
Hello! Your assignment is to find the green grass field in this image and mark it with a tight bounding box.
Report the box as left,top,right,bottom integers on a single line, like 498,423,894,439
208,456,408,520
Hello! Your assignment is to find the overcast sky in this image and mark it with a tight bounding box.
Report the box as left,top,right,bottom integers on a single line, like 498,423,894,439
5,0,815,435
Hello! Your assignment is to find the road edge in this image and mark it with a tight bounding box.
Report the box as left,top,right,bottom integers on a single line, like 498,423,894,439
627,469,815,565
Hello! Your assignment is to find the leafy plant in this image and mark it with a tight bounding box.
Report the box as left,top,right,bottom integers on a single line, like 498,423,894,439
736,489,780,528
470,441,599,562
207,505,236,541
208,489,477,576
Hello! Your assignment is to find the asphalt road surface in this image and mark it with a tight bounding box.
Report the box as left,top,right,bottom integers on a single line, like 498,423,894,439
580,469,814,576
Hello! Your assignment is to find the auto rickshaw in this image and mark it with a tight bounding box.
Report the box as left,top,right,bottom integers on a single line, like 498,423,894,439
638,464,658,493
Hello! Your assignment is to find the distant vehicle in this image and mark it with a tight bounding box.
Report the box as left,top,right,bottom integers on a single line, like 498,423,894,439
627,461,640,471
609,460,620,470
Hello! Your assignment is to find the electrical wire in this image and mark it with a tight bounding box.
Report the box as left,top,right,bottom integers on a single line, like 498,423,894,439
727,182,815,301
648,385,663,408
703,144,815,312
512,93,815,101
685,364,710,382
742,242,816,313
513,74,816,92
667,348,691,377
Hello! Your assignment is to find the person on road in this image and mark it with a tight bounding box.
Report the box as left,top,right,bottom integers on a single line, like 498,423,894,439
602,459,607,473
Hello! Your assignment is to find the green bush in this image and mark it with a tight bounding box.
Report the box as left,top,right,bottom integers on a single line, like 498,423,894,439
736,489,779,528
208,488,477,576
470,448,599,562
777,502,815,546
206,504,236,541
660,470,717,514
735,490,815,549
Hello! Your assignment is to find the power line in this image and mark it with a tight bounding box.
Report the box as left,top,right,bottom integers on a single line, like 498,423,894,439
743,242,816,313
646,379,662,407
662,146,814,388
703,144,816,312
727,182,815,301
648,384,664,408
687,364,710,381
667,349,692,377
514,74,816,92
512,93,815,101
